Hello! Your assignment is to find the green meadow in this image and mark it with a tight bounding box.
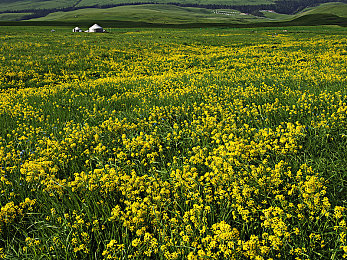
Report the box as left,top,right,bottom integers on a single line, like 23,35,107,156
0,25,346,259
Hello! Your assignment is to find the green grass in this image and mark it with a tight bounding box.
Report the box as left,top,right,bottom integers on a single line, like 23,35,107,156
0,26,347,260
0,25,346,259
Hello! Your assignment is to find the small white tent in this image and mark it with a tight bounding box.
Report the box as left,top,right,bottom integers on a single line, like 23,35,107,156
73,27,82,32
87,24,105,33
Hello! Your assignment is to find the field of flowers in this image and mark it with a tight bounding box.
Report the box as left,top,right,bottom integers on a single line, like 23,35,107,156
0,26,346,259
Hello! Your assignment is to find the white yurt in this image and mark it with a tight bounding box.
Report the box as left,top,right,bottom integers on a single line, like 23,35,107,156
73,27,82,32
87,24,104,33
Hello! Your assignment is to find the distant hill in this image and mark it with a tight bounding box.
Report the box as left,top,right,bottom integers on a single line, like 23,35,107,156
0,0,76,12
9,2,339,27
28,5,260,24
297,1,347,17
260,2,347,19
0,0,346,23
0,0,274,13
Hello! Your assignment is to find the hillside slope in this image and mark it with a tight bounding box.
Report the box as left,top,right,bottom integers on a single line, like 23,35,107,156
29,4,260,24
0,0,346,24
0,0,76,12
260,2,347,20
0,0,275,12
298,2,347,17
26,2,347,25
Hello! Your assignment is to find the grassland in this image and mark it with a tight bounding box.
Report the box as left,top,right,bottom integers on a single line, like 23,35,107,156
0,25,346,259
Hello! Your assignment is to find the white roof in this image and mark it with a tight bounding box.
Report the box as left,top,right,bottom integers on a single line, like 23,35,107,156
89,24,102,30
74,27,81,30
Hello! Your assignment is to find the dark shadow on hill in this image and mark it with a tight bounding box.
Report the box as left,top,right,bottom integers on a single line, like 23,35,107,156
286,13,347,26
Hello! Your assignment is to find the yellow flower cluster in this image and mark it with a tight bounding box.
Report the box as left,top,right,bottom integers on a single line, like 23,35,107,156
0,198,35,233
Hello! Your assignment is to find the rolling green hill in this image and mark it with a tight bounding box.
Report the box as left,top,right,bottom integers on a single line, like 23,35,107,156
75,0,275,7
260,2,347,20
259,2,347,21
297,2,347,17
0,0,275,12
26,2,347,25
29,4,261,24
0,0,76,12
0,0,346,25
